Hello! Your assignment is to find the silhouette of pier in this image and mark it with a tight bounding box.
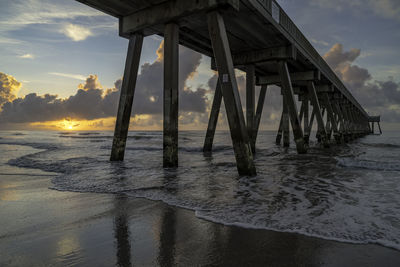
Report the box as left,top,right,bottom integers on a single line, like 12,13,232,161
77,0,380,175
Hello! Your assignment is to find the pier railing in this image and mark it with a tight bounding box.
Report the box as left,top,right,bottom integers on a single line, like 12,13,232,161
254,0,368,118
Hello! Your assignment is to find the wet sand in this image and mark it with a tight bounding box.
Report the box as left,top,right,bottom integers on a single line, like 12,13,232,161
1,167,400,267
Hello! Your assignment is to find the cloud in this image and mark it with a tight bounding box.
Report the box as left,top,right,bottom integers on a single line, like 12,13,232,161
0,42,209,125
324,43,371,89
308,0,400,21
324,43,400,121
0,0,105,30
61,24,93,41
0,0,114,48
18,53,35,59
323,43,361,70
367,0,400,21
0,72,21,108
0,36,21,44
130,41,207,115
310,38,329,46
49,72,87,81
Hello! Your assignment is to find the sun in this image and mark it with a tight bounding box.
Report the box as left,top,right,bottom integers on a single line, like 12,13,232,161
58,119,79,131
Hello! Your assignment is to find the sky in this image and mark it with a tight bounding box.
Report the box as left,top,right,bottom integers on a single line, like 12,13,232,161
0,0,399,131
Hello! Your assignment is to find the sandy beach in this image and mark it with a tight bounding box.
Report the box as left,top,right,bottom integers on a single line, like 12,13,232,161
1,158,400,266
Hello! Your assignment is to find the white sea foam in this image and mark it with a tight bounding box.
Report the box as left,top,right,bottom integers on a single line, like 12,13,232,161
337,157,400,171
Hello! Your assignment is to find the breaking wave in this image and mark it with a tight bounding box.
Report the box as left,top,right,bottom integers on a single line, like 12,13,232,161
337,158,400,171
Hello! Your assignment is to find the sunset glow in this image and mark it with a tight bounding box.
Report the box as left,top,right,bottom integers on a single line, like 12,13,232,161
29,118,115,131
60,119,79,130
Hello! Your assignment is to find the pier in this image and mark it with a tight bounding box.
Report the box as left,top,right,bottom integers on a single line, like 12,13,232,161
76,0,379,175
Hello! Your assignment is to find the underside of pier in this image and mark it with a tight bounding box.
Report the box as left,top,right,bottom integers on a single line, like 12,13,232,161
76,0,376,175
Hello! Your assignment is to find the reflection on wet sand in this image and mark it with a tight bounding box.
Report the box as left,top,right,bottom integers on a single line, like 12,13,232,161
114,195,132,267
109,165,400,266
0,181,19,201
112,170,179,267
157,170,177,266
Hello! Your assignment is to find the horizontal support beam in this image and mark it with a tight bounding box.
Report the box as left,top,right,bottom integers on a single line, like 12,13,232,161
120,0,239,36
316,84,334,93
210,45,296,70
369,115,381,122
232,45,296,65
333,92,343,99
258,70,320,85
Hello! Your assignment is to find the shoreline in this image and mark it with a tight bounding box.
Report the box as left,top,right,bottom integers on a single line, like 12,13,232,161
1,139,400,265
1,171,400,266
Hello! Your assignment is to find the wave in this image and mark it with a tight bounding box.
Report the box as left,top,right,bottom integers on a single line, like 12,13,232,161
337,157,400,171
195,211,400,251
58,132,75,135
59,135,113,139
59,134,154,140
78,132,100,136
0,141,60,151
360,142,400,149
49,172,400,252
11,132,26,136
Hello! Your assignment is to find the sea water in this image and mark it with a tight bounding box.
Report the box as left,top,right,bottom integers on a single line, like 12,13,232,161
1,130,399,250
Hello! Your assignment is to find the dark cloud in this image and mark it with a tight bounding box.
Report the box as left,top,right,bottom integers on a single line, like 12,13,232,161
0,42,209,124
0,93,65,123
0,75,110,123
132,41,207,115
324,43,400,122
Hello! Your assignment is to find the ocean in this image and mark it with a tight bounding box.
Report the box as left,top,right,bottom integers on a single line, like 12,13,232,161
1,130,400,251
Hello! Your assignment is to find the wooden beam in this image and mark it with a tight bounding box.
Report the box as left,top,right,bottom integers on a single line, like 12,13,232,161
278,61,307,153
120,0,239,36
332,100,348,142
369,115,381,122
210,45,296,69
308,82,329,147
203,80,222,154
316,107,328,142
276,110,283,145
258,70,320,85
322,93,341,144
282,97,290,147
342,105,353,135
298,100,305,125
163,23,179,168
233,45,296,66
316,84,334,93
253,85,267,146
246,65,256,153
111,34,143,161
303,93,309,143
208,11,256,176
305,108,315,140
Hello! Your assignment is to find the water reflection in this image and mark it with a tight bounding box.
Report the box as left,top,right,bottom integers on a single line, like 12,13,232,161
113,195,132,267
112,169,179,267
157,170,177,266
157,206,176,266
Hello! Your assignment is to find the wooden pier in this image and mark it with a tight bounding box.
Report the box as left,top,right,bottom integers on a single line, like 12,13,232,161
77,0,378,175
